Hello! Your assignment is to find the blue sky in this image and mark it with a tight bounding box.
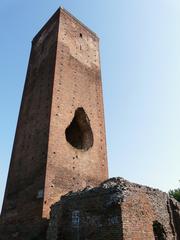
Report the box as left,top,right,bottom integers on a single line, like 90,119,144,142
1,0,180,210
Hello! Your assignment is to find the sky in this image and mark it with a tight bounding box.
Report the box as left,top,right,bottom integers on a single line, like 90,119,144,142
1,0,180,210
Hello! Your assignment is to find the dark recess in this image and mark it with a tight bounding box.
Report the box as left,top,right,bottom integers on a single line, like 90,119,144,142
65,107,93,151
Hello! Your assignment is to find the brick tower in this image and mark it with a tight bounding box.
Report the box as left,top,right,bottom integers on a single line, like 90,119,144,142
0,7,108,239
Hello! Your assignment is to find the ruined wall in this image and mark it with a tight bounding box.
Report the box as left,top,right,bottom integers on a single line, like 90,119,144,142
120,179,179,239
47,186,123,240
47,178,180,240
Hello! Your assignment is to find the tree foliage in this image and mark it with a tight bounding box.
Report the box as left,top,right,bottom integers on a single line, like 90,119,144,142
169,185,180,202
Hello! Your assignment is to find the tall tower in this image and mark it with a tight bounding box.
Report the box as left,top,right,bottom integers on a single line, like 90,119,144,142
0,7,108,239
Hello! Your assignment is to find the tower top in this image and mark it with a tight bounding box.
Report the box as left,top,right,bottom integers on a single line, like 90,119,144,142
59,7,99,37
33,7,99,44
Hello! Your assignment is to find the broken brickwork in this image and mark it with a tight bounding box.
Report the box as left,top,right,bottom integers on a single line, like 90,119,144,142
1,6,180,240
0,7,108,240
47,178,180,240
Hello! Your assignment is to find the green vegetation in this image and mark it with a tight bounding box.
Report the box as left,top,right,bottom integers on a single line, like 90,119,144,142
169,181,180,202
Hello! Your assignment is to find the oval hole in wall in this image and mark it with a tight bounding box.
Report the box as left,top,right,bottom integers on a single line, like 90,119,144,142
65,107,93,151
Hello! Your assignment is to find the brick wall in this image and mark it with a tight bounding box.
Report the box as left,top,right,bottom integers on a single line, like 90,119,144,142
0,8,108,239
0,10,60,240
47,178,180,240
42,8,108,218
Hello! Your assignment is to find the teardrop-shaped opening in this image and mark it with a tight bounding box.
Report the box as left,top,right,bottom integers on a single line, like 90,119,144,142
65,107,93,151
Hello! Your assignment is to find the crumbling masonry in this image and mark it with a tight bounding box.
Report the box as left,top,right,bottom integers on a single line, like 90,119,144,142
0,7,180,240
47,178,180,240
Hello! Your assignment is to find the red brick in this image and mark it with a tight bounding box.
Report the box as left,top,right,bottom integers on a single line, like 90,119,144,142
0,8,108,239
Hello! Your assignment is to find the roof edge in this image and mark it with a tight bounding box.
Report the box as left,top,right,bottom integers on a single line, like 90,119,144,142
32,7,99,43
32,7,60,43
60,7,99,39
